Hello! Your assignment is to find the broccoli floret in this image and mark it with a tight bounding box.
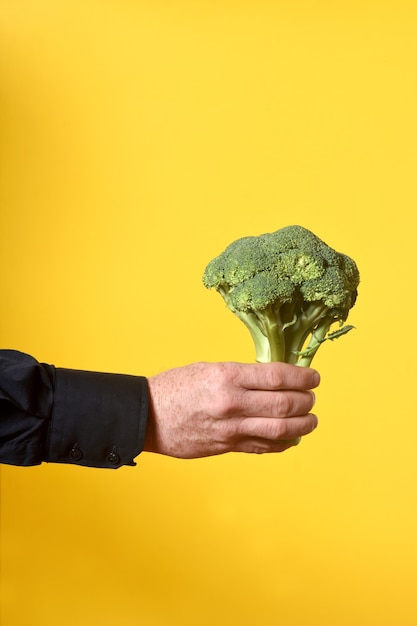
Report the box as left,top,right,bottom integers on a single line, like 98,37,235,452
202,225,359,366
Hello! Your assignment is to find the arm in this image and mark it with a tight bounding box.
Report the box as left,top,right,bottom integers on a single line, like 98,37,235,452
0,350,148,468
0,351,319,468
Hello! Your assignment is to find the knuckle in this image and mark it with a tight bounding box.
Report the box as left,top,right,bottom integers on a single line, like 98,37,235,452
274,392,292,417
206,362,233,392
213,361,235,380
267,365,286,389
205,363,241,417
213,396,240,421
273,391,314,418
273,419,290,440
207,393,233,418
239,440,271,454
261,418,290,441
251,443,270,454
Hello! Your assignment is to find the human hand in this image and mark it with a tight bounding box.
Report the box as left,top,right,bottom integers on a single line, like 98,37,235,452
144,362,319,458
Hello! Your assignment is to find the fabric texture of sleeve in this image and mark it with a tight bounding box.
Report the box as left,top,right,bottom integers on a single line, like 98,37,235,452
0,350,149,468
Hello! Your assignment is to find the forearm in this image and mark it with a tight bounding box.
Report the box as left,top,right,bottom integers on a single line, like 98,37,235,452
0,350,149,468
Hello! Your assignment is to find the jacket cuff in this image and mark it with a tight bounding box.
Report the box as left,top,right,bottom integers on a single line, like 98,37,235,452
46,368,149,468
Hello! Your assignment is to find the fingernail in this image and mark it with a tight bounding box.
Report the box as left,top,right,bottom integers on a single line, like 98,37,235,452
312,371,320,387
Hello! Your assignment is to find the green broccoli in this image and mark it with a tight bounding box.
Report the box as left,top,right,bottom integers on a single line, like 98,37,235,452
202,225,359,366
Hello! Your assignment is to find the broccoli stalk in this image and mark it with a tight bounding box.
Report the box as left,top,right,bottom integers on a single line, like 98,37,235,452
203,225,359,366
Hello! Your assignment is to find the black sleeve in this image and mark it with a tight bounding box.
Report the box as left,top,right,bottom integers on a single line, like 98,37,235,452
0,350,149,468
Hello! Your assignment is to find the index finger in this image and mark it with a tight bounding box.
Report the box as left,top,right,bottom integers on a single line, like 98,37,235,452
233,362,320,391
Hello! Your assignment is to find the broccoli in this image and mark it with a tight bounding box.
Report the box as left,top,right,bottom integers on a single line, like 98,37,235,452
202,225,359,366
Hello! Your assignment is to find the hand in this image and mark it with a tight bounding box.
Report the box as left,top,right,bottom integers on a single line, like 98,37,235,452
144,362,319,458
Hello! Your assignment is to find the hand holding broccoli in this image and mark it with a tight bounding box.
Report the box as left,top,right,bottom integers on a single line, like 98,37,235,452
144,361,319,457
203,225,359,366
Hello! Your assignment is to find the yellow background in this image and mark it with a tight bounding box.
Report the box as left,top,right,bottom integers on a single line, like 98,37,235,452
1,1,416,624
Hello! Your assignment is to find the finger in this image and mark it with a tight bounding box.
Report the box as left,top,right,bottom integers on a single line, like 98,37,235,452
236,413,318,442
238,389,316,419
233,362,320,391
233,437,302,454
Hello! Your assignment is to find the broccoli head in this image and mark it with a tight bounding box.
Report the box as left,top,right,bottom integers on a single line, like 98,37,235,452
202,225,359,366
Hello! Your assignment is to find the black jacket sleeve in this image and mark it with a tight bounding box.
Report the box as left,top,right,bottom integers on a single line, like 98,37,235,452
0,350,149,468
